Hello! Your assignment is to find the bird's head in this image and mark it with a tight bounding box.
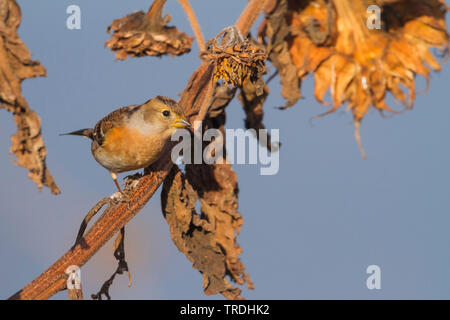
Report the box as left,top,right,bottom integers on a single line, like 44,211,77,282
141,96,190,136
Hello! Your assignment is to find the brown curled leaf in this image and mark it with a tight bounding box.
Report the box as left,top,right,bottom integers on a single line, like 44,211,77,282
207,82,236,119
105,0,193,60
0,0,60,194
161,165,250,300
238,77,274,151
184,162,253,299
258,0,301,108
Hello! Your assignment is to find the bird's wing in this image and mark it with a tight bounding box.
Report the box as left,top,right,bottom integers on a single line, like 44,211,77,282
93,104,140,145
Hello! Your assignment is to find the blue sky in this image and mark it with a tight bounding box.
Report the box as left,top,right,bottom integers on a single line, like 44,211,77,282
1,1,450,299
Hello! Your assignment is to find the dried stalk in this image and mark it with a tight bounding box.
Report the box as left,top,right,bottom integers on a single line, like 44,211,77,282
177,0,206,52
235,0,270,36
9,0,268,300
145,0,167,28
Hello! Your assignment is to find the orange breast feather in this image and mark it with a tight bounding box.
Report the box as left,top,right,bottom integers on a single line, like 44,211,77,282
100,126,164,171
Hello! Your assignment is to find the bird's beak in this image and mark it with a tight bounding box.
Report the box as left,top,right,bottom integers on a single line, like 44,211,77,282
172,117,191,128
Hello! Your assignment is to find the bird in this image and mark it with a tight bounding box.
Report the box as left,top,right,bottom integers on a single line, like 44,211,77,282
62,96,191,192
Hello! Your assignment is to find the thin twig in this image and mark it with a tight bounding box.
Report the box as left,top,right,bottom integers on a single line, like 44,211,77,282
72,197,110,250
177,0,206,52
91,227,131,300
9,0,267,300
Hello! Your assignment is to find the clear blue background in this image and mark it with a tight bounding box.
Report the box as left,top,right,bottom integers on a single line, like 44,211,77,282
1,0,449,299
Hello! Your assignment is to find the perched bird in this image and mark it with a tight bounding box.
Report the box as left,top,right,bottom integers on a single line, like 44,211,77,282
62,96,190,192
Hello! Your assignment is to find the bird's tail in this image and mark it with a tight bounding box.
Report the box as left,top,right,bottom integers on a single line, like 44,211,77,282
60,128,94,140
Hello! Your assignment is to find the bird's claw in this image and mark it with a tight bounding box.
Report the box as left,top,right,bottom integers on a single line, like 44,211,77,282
123,173,143,190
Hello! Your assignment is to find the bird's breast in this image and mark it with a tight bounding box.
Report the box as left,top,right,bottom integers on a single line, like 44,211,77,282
91,126,167,173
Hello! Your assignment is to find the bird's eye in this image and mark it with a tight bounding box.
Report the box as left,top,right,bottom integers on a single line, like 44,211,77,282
162,110,170,117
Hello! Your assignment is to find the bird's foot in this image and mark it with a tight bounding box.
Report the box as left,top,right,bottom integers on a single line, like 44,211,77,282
123,172,143,190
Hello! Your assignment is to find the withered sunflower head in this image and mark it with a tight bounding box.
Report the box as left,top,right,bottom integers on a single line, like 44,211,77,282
203,26,267,93
105,0,193,60
261,0,449,157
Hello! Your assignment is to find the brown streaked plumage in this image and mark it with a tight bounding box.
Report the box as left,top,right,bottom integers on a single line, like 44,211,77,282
62,96,190,192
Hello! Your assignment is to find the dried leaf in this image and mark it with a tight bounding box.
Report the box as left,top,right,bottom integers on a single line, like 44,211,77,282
161,166,251,299
185,162,253,298
0,0,59,194
207,82,236,119
238,77,274,151
258,0,302,108
105,0,193,60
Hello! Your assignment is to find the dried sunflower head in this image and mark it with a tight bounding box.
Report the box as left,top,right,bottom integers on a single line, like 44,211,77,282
203,26,267,95
105,0,193,60
262,0,449,157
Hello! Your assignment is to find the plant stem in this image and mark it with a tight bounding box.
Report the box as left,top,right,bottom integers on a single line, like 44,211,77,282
145,0,167,31
178,0,206,52
235,0,270,38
